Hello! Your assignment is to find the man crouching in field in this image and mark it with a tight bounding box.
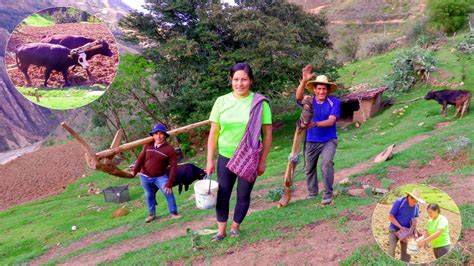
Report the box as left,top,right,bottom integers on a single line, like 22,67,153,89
296,64,340,205
131,123,181,222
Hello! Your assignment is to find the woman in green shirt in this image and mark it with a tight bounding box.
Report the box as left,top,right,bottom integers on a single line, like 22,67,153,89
416,203,451,259
206,63,272,241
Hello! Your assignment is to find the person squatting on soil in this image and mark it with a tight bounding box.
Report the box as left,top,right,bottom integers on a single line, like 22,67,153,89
296,64,340,205
206,62,272,241
131,123,181,223
388,189,425,262
416,203,451,259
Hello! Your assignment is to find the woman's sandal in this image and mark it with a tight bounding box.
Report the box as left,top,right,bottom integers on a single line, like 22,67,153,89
230,228,240,238
211,234,225,242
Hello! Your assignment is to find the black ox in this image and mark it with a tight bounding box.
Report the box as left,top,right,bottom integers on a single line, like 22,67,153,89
40,34,113,80
425,89,471,118
15,43,89,87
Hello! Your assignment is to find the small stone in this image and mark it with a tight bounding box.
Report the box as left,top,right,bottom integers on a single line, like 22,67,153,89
348,189,367,197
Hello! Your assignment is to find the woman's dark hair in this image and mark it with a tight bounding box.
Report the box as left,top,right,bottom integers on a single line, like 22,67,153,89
427,203,441,214
229,62,254,81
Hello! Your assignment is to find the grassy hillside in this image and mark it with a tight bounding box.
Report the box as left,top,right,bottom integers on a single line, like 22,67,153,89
1,32,473,265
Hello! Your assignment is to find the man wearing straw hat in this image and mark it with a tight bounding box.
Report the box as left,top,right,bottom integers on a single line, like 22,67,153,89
296,64,340,205
388,189,425,262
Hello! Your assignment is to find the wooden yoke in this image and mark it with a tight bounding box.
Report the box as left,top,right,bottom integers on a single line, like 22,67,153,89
61,120,211,178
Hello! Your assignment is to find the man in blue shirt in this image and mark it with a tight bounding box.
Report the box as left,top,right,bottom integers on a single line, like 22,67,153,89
296,64,340,205
387,189,425,262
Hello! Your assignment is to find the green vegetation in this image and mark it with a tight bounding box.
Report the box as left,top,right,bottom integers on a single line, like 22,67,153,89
23,14,54,26
2,19,474,265
427,0,470,34
341,243,404,266
105,0,337,133
384,46,437,94
17,87,105,110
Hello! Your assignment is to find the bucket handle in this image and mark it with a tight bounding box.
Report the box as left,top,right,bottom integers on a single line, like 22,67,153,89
205,174,213,195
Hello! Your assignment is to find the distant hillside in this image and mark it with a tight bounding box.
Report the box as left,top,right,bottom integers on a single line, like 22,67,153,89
289,0,427,61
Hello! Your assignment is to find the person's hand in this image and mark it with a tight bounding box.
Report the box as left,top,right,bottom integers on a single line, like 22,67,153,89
308,121,318,129
164,186,173,194
130,171,137,177
302,64,315,83
257,160,266,176
417,239,426,248
206,160,215,176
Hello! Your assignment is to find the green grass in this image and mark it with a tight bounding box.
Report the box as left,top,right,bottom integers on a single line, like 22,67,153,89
17,86,105,110
340,243,404,266
23,14,55,27
337,49,397,87
97,195,373,265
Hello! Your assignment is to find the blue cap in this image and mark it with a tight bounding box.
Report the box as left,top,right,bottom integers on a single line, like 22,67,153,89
149,123,169,137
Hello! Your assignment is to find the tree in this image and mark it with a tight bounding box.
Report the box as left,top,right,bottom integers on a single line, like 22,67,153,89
427,0,470,34
117,0,338,125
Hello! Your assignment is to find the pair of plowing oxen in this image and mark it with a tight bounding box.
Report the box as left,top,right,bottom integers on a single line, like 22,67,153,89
15,35,113,87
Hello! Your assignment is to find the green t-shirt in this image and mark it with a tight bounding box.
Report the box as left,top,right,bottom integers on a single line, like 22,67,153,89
209,92,272,158
427,214,450,248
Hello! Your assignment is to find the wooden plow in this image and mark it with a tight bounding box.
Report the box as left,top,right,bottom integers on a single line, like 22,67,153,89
61,120,211,178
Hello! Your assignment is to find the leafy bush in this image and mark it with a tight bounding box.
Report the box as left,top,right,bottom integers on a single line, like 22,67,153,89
364,36,395,56
384,46,437,93
427,0,470,34
445,136,472,160
335,26,360,62
267,187,284,202
457,31,474,54
405,19,429,44
52,8,90,24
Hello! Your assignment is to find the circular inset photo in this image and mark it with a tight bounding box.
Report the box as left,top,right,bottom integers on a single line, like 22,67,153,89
4,7,119,110
372,184,461,264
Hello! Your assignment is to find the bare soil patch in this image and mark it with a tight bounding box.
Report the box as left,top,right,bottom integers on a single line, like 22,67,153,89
0,141,87,211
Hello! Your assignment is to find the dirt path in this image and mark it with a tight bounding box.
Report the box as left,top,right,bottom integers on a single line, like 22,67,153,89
192,205,375,266
31,131,440,264
331,19,406,25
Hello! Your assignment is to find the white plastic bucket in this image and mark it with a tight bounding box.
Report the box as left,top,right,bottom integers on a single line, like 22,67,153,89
194,179,219,210
407,239,419,255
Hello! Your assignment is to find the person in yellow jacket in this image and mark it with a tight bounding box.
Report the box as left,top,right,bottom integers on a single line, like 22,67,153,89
416,203,451,259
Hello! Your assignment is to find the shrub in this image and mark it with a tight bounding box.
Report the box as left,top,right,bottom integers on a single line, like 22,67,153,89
445,136,472,160
384,46,437,93
457,31,474,54
427,0,470,34
267,187,284,202
364,36,395,56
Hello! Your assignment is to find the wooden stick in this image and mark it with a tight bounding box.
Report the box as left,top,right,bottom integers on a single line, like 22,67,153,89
34,88,40,102
61,122,99,168
104,129,123,164
96,120,211,159
395,96,424,105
